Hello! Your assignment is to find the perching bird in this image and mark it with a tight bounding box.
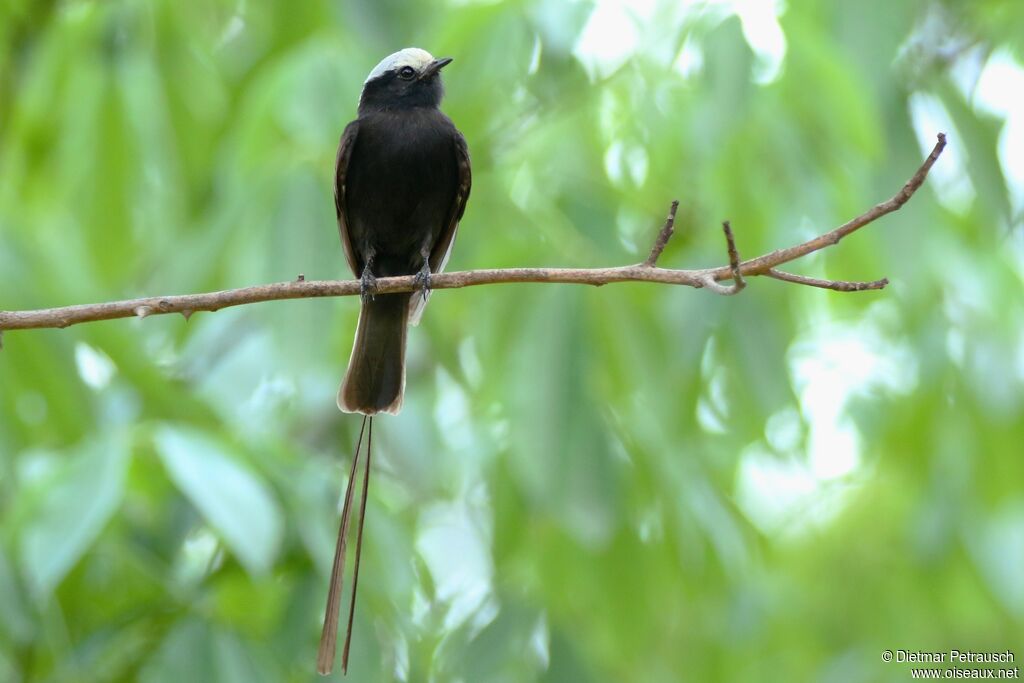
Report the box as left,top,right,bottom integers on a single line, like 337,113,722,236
335,47,471,415
317,48,471,675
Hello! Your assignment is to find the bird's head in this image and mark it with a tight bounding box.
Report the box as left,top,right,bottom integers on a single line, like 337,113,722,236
358,48,452,113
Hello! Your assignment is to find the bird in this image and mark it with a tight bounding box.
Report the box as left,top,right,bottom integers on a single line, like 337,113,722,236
317,47,472,676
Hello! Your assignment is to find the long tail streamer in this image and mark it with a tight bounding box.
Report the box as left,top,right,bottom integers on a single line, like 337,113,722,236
342,416,372,673
317,415,373,675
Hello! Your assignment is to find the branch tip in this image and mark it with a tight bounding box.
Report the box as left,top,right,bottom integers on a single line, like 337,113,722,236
714,220,746,295
767,269,889,291
644,200,680,267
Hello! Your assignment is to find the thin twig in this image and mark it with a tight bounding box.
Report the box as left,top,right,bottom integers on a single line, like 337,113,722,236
698,220,746,295
703,132,947,281
0,134,946,334
644,200,680,267
767,269,889,291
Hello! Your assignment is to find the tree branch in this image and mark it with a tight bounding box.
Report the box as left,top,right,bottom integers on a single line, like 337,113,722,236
0,134,946,334
766,269,889,291
644,200,679,267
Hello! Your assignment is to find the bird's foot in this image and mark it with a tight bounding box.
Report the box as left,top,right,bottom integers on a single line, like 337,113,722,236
413,264,432,303
360,268,378,304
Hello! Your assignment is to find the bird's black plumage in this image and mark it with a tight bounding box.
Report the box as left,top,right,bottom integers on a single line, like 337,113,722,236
334,50,471,415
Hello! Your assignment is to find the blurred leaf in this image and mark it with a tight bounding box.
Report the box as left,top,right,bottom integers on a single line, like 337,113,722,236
153,425,283,576
17,434,130,602
0,544,33,644
138,618,274,683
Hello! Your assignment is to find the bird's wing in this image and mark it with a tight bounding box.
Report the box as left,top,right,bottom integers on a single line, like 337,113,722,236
335,120,361,276
409,129,472,325
429,129,473,274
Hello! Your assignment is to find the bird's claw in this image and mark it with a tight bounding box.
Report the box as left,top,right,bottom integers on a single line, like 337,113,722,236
413,266,431,303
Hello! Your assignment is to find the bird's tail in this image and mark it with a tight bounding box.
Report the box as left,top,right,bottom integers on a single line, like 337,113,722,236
337,293,411,415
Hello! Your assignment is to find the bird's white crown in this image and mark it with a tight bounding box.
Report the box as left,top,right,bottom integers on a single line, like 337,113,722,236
364,48,436,84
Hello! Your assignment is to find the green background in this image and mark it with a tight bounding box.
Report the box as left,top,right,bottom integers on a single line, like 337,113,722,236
1,1,1022,681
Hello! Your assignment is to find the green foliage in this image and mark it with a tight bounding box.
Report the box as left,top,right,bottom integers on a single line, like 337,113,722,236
1,1,1022,681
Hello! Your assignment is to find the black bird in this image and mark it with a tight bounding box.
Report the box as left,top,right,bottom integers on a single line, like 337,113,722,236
336,47,471,415
317,48,471,675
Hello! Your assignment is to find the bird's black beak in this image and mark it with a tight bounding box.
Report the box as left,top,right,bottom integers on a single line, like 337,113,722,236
420,57,453,80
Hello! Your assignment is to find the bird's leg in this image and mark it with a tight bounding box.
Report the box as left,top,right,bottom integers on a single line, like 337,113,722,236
413,246,432,303
359,252,377,304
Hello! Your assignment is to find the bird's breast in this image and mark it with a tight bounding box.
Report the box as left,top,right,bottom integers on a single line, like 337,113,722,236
344,109,460,274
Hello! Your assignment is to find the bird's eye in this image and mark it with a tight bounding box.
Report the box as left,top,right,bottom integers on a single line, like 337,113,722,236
398,66,416,80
